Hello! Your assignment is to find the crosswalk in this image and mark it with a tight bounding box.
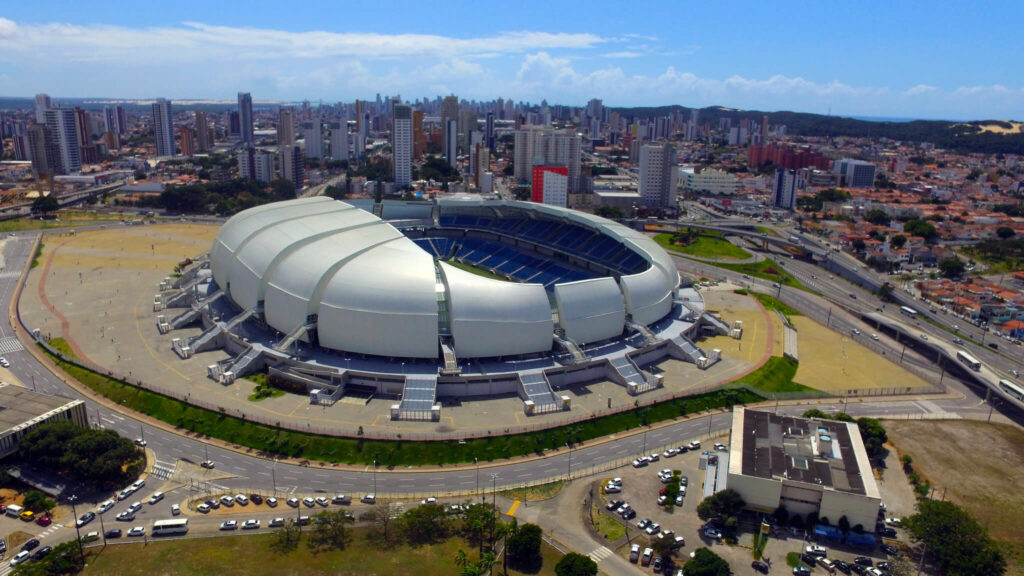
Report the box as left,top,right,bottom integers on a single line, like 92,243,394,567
0,337,23,355
0,524,65,575
588,545,614,563
150,462,176,481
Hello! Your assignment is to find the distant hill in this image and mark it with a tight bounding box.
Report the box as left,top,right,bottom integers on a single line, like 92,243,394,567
612,105,1024,155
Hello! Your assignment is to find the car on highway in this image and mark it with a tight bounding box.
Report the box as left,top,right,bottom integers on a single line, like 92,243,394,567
851,328,862,335
219,520,238,531
200,460,215,469
134,438,147,447
919,333,928,340
127,526,145,537
242,519,260,530
871,333,879,340
105,528,122,538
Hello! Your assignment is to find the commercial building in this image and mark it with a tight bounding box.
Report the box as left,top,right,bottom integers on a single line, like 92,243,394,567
638,143,677,208
833,158,877,188
724,408,881,531
683,169,737,196
44,107,82,174
0,382,88,459
392,103,412,188
238,92,254,145
513,127,581,192
773,168,798,210
152,98,175,157
531,166,569,206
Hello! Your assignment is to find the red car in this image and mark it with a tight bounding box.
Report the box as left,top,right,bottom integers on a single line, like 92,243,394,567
35,516,51,527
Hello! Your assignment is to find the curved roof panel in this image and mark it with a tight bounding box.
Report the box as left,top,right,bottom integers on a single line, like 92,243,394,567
554,278,625,345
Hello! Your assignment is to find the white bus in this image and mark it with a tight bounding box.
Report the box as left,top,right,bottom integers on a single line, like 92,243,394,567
151,518,189,536
900,306,918,318
956,350,982,371
998,379,1024,403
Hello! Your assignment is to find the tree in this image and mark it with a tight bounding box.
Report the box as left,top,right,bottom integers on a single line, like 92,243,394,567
307,510,353,552
18,421,142,492
555,552,598,576
697,489,745,538
652,533,677,559
595,205,624,219
855,417,888,458
864,208,889,226
682,547,732,576
904,219,938,242
13,540,85,576
455,550,496,576
937,257,966,279
22,490,55,514
461,502,496,556
270,518,302,554
662,479,681,506
401,502,450,544
996,226,1015,239
506,521,543,571
904,500,1006,576
890,234,907,249
32,195,60,215
364,500,404,547
270,178,297,200
878,282,895,302
852,238,866,252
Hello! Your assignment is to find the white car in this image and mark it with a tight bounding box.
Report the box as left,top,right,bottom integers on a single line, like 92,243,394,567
851,328,862,335
316,496,330,507
98,500,115,514
242,519,260,530
0,357,10,368
148,492,164,505
127,526,145,537
286,497,299,508
171,504,181,516
220,495,235,507
115,511,135,522
871,334,879,341
269,517,285,527
267,497,278,507
9,551,30,566
197,503,210,513
235,494,249,505
631,458,648,468
609,478,623,487
131,480,146,491
302,497,316,507
644,522,661,535
604,484,621,494
219,520,238,530
919,333,928,340
118,489,132,501
127,501,142,514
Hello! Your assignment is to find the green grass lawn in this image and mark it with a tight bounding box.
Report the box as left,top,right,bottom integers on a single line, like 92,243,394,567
712,259,811,292
732,356,817,394
746,292,802,318
41,339,762,466
654,232,752,260
0,213,123,233
756,226,781,237
81,532,562,576
592,506,627,541
444,259,511,281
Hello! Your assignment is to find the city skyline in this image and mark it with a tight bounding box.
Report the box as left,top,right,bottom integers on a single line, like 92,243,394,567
1,1,1023,120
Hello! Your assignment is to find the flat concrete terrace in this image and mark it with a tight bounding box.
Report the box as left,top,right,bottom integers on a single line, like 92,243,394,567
19,224,765,439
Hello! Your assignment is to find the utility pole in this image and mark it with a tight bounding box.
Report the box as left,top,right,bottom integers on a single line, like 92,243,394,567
373,456,378,496
490,473,499,547
475,457,480,502
69,495,85,562
566,442,572,480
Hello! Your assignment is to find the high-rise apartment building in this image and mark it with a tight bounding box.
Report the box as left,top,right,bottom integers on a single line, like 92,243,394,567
773,168,798,210
194,110,210,152
485,111,495,152
833,158,877,188
280,145,304,188
178,125,195,156
277,107,295,147
44,107,82,174
392,104,412,188
531,166,569,206
459,109,477,151
238,148,276,183
328,122,348,161
443,119,458,168
152,98,175,157
238,92,254,145
301,120,322,159
34,94,51,123
115,105,127,135
440,95,459,159
412,110,424,160
513,127,581,192
103,106,120,135
638,143,677,208
27,124,55,178
473,142,489,189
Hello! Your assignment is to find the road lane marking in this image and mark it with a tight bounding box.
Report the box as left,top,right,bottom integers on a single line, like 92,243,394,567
506,500,520,516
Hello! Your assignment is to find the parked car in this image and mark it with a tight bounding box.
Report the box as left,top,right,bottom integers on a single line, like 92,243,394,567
287,497,300,507
605,499,623,511
636,518,651,530
219,520,238,531
267,497,278,507
662,448,679,458
36,515,52,527
854,556,873,566
315,496,330,506
675,494,684,506
805,545,827,557
629,543,641,562
9,551,30,567
604,484,621,493
361,494,376,504
196,503,210,513
134,438,147,447
302,497,316,507
105,528,122,538
21,539,40,552
793,567,811,576
752,560,770,574
688,441,701,449
242,519,260,530
234,494,249,505
220,495,235,507
332,494,351,505
802,553,820,566
269,517,285,527
115,511,135,522
631,458,648,468
881,543,900,556
704,528,722,540
250,494,263,505
206,499,220,510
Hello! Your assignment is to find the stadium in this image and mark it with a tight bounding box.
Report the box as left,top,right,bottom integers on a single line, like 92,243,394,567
157,197,727,420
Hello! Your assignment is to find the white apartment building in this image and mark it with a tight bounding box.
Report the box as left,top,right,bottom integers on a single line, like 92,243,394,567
683,169,738,195
392,104,412,188
638,142,677,208
513,127,582,192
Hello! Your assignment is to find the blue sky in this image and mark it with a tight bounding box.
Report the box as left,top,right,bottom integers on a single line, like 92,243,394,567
1,0,1022,119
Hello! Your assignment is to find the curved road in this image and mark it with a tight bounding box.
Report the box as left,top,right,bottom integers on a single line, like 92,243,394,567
0,232,1011,502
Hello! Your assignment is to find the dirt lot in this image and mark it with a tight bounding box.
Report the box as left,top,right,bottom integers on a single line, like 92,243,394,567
791,317,932,392
701,287,782,363
886,419,1024,571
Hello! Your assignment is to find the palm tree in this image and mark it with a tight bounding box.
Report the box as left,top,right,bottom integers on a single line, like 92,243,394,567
496,518,519,574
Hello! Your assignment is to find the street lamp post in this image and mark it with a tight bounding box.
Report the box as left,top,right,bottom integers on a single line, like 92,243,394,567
373,457,378,497
474,457,480,502
272,458,277,497
489,473,499,547
641,431,647,456
69,495,85,561
566,442,572,481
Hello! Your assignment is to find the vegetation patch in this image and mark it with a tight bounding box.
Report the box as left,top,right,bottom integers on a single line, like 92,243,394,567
733,356,816,394
747,292,802,318
41,339,759,466
591,503,627,541
712,259,810,292
19,420,145,491
30,241,44,269
500,480,564,502
654,231,752,260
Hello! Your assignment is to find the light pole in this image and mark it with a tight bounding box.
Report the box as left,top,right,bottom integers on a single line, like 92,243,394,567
641,431,647,456
140,425,145,444
489,473,499,547
373,457,378,497
98,504,107,545
69,495,85,562
271,457,277,497
475,457,480,502
566,442,572,480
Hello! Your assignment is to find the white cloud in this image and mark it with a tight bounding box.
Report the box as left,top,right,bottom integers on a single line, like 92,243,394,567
904,84,938,96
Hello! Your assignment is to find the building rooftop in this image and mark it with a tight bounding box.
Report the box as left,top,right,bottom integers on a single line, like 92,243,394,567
731,407,879,498
0,383,82,435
